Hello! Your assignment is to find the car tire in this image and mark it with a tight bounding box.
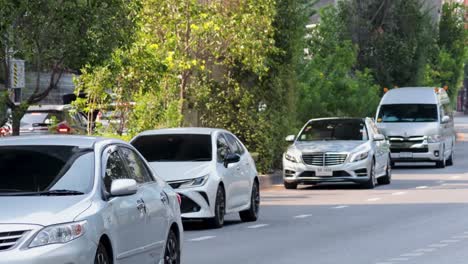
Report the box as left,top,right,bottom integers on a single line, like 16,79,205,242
362,161,377,189
377,157,392,185
164,229,180,264
240,180,260,222
446,150,454,166
206,186,225,228
94,242,110,264
436,149,446,168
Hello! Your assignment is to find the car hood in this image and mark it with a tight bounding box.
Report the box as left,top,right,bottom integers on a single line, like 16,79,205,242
149,162,212,182
376,122,439,137
0,196,91,227
292,141,367,153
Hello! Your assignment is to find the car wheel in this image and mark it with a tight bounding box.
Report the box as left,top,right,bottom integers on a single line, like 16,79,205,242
206,186,225,228
164,230,180,264
446,149,454,166
362,161,377,189
284,181,298,190
377,157,392,185
240,180,260,222
94,243,110,264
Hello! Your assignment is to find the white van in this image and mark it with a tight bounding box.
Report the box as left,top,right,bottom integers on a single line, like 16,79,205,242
375,87,456,168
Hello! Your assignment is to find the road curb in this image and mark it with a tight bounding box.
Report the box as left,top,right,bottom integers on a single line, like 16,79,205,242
259,171,283,190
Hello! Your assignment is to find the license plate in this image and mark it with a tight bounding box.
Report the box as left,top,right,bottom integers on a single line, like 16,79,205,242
400,152,413,158
316,167,333,176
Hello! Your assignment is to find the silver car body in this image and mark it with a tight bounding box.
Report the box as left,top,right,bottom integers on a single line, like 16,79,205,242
0,136,183,264
375,87,456,164
131,128,258,219
283,118,391,186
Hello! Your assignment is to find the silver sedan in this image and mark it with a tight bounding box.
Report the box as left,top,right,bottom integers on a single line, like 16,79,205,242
283,118,392,189
0,136,183,264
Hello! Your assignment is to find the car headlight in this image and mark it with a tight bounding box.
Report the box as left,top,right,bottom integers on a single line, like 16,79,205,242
178,175,209,189
284,152,299,163
427,135,442,143
29,221,87,248
349,151,369,162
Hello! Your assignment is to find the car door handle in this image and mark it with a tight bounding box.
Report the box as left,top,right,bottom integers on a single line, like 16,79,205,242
136,198,147,214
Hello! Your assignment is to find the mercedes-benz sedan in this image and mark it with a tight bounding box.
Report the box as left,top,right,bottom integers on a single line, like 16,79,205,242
0,136,182,264
283,118,392,189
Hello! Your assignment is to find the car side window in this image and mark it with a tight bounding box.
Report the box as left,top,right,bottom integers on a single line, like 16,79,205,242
224,133,242,155
103,148,130,192
77,113,88,127
217,134,231,163
119,147,153,184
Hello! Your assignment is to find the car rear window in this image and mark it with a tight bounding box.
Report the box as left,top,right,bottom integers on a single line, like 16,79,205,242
21,111,65,127
0,146,94,194
132,134,212,162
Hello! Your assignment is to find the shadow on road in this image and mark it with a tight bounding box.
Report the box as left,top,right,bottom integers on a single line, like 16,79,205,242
183,219,243,231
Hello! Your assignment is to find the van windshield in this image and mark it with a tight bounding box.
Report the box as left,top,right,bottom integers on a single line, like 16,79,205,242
378,104,438,123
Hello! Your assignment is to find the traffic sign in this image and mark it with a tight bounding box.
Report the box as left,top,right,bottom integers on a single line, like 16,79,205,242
9,59,25,89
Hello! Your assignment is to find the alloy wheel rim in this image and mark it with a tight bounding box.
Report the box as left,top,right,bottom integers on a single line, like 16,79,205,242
96,251,108,264
164,235,179,264
217,189,225,224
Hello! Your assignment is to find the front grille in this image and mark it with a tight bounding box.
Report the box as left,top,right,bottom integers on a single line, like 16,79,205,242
391,148,429,153
302,153,348,166
0,230,26,251
389,136,425,144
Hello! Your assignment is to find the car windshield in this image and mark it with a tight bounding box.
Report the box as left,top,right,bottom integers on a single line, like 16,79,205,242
21,111,65,127
378,104,438,123
0,146,94,195
132,134,212,162
298,119,368,141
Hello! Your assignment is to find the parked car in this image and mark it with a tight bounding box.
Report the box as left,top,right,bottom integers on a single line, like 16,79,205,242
0,136,183,264
20,105,88,135
131,128,260,228
283,118,392,189
376,87,456,168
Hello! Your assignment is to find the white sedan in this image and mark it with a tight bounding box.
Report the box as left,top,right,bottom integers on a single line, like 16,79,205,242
283,118,392,189
131,128,260,228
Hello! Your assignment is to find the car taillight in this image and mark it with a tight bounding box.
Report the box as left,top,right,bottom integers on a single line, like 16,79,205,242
57,123,71,134
176,193,182,205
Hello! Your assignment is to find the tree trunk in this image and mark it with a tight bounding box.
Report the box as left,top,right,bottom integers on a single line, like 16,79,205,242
11,105,27,136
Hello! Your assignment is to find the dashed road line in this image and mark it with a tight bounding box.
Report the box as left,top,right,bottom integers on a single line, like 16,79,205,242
414,248,436,253
391,192,406,196
189,236,216,242
400,252,424,257
450,176,461,179
247,224,269,229
440,239,459,243
416,186,428,189
428,243,448,248
452,235,468,239
367,198,382,202
389,257,409,261
294,214,312,219
332,205,349,209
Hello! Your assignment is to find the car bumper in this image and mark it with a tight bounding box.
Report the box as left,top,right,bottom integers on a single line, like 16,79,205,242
391,142,443,162
174,181,218,219
282,158,371,184
0,235,97,264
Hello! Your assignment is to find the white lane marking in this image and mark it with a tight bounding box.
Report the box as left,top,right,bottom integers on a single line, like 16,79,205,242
428,243,448,248
416,186,428,189
452,235,468,239
189,236,216,242
400,252,424,257
414,248,436,253
392,192,406,196
367,198,381,202
440,239,460,243
294,214,312,219
247,224,269,229
332,205,349,209
389,257,409,261
450,176,461,179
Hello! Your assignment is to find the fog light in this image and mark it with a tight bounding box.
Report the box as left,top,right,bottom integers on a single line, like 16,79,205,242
434,151,439,157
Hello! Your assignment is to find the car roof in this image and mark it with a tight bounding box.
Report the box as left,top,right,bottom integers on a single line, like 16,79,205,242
307,117,367,122
0,135,124,148
134,127,229,137
380,87,441,104
27,105,71,112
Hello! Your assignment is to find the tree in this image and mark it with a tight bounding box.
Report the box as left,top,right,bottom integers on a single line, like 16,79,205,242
0,0,138,135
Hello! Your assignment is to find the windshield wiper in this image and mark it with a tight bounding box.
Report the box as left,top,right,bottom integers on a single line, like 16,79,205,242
37,189,85,196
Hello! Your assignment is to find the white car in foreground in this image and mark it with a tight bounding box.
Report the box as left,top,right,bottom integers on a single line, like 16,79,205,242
283,118,392,189
131,128,260,228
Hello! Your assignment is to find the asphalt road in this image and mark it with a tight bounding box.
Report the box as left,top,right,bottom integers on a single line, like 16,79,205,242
182,116,468,264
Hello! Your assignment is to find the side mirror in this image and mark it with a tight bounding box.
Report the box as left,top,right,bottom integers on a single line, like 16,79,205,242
110,179,137,197
373,134,385,141
441,115,450,124
285,135,295,142
224,153,240,168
